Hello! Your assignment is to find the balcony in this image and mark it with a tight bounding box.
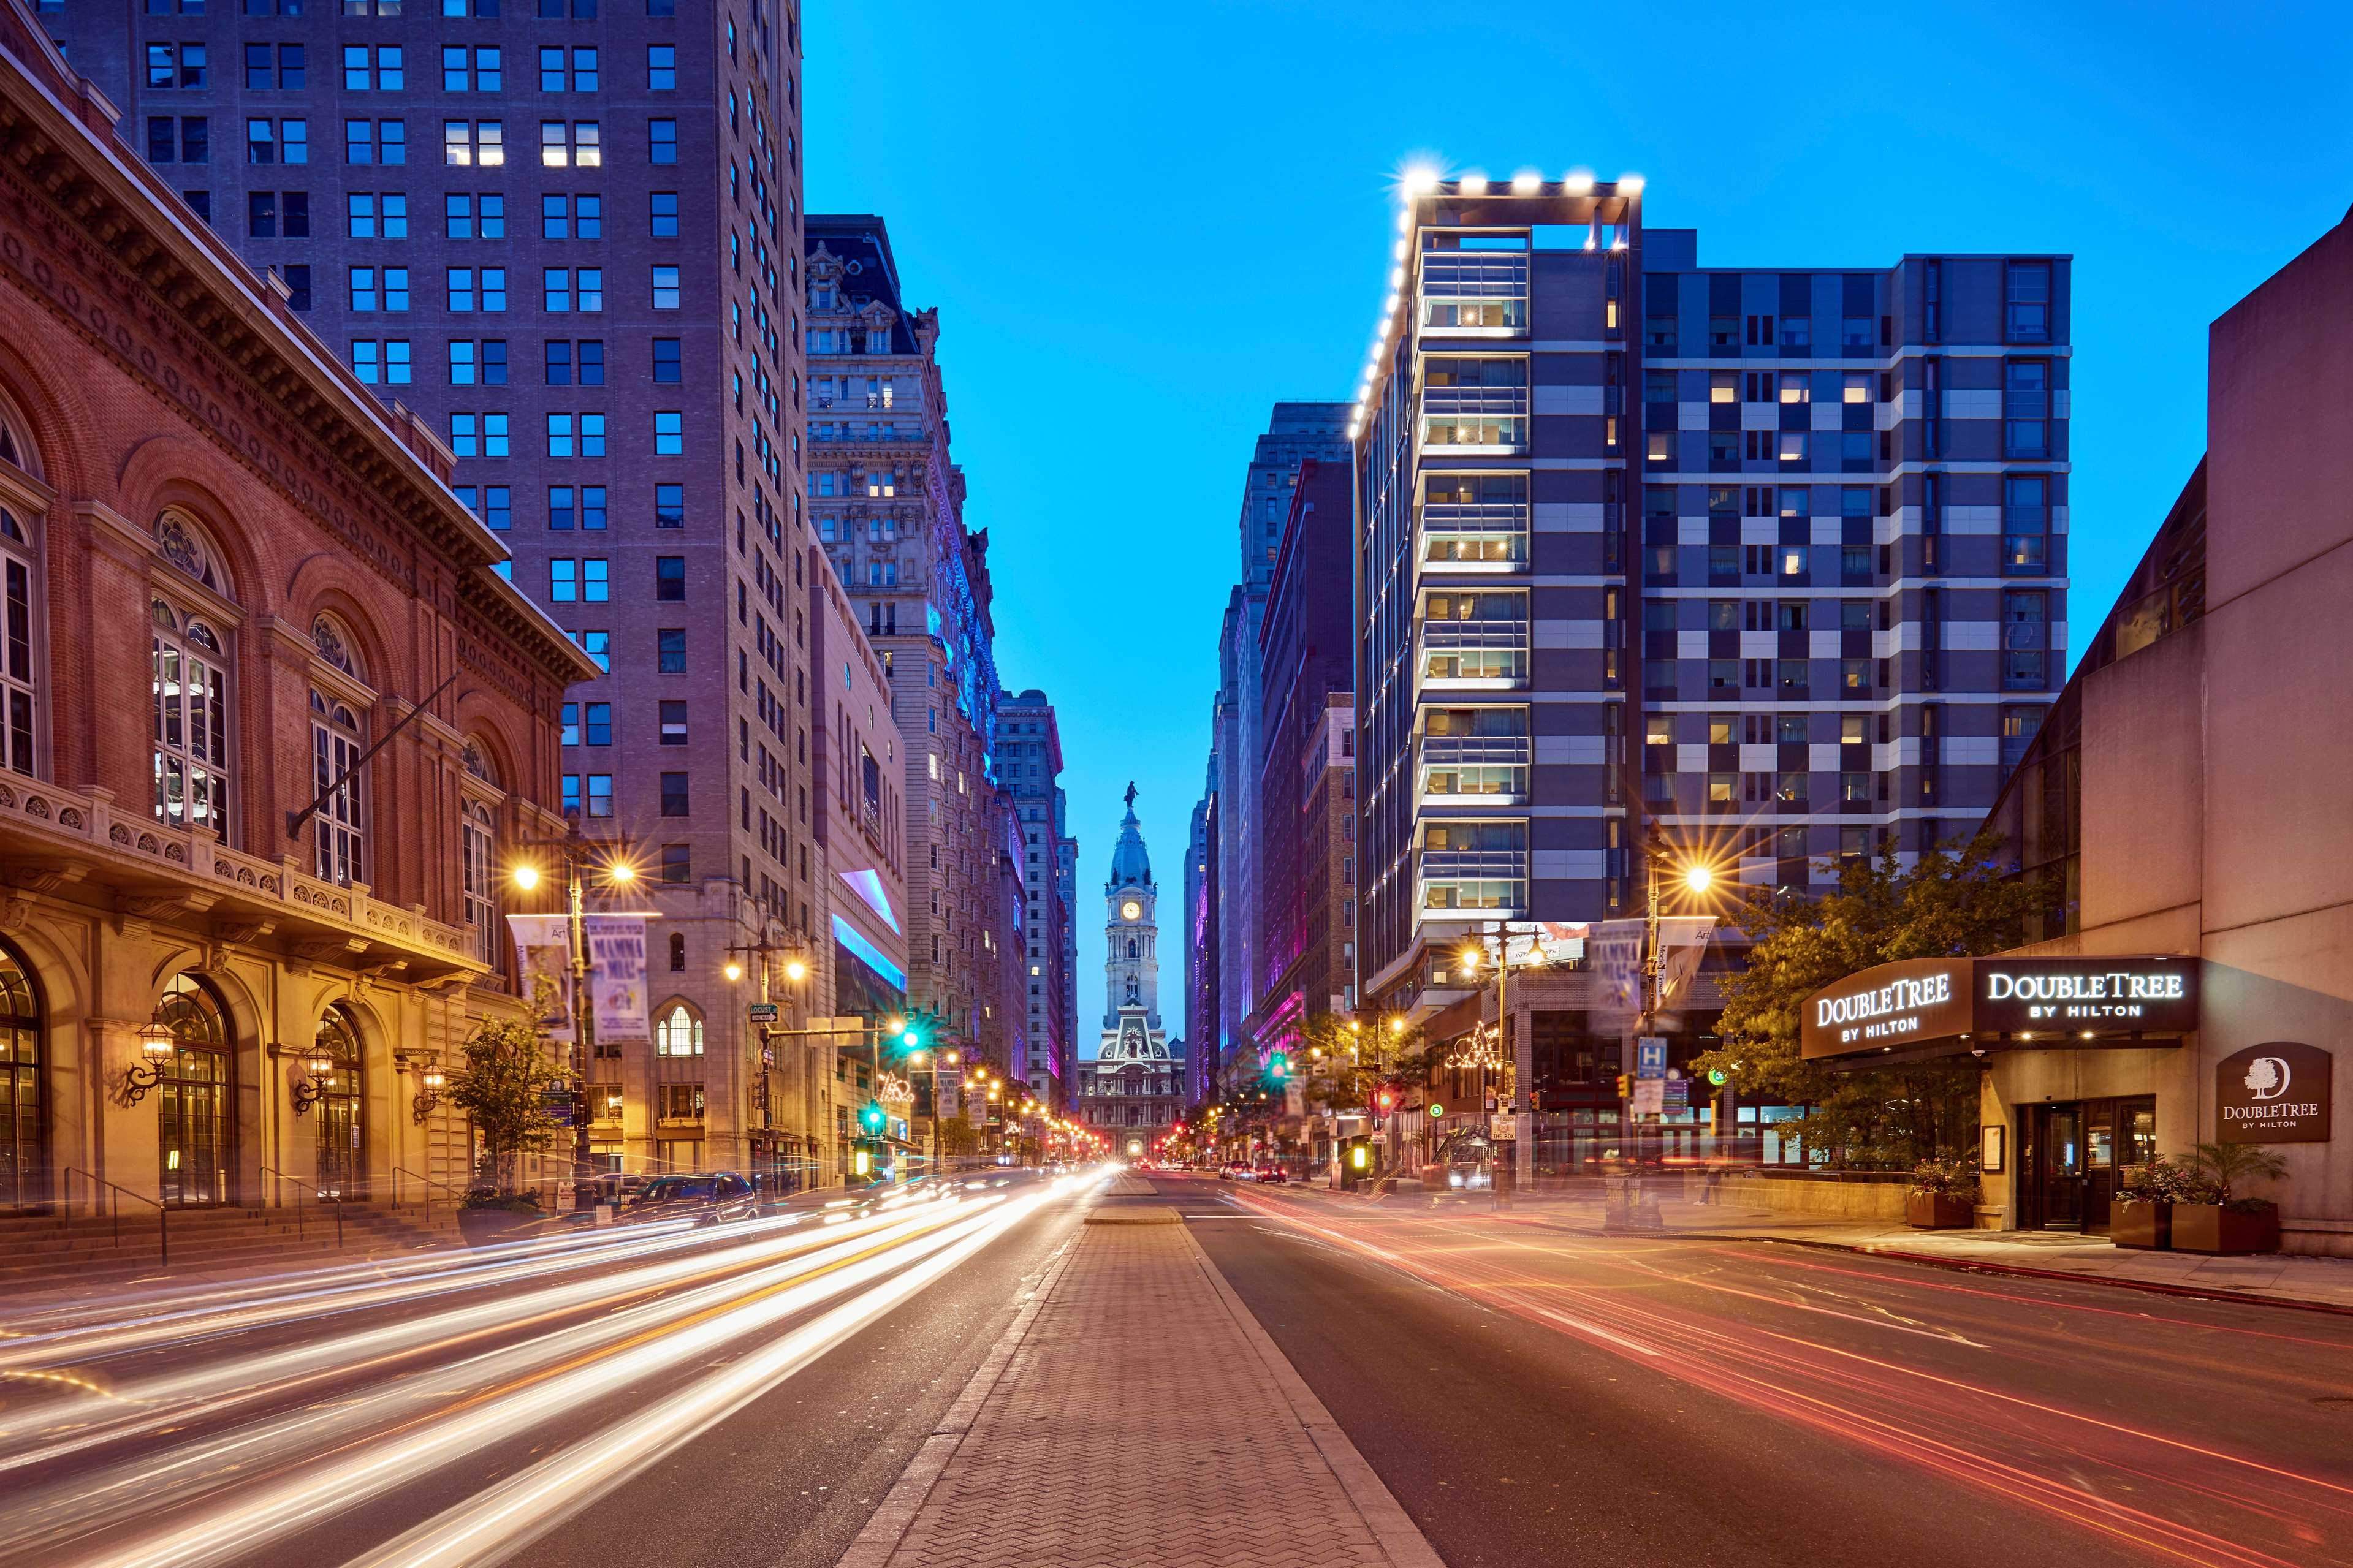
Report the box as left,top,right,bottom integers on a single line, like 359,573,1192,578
1418,618,1530,691
1418,733,1531,807
1420,501,1529,573
0,778,485,980
1416,844,1529,918
1420,385,1530,454
1420,297,1528,336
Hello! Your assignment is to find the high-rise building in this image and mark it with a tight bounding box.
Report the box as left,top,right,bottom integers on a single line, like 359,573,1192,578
997,687,1071,1109
1215,404,1350,1085
48,0,821,1176
1054,790,1079,1102
1351,176,2069,1031
1182,784,1214,1109
802,216,1021,1075
1249,458,1355,1064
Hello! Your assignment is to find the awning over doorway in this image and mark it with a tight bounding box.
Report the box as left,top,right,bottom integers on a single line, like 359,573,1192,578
1800,955,2198,1065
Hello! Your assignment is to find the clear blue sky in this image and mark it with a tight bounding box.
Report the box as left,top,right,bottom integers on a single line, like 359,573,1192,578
806,0,2353,1048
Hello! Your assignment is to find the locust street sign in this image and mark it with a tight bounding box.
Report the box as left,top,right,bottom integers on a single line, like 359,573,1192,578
747,1002,778,1023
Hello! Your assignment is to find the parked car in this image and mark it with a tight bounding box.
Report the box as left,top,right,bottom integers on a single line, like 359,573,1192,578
622,1172,759,1226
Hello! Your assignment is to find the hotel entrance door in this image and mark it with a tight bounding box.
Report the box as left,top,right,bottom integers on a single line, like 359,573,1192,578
2021,1097,2156,1233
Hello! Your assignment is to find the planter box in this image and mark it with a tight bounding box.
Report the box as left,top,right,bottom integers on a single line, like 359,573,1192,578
2110,1199,2170,1250
1906,1191,1976,1229
2169,1203,2281,1256
458,1206,546,1248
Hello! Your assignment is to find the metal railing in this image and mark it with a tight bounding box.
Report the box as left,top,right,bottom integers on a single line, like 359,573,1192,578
63,1167,165,1267
392,1165,468,1221
259,1165,342,1249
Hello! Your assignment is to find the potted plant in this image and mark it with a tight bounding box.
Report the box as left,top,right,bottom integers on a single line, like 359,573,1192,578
2110,1157,2190,1249
2169,1142,2286,1255
1906,1158,1980,1229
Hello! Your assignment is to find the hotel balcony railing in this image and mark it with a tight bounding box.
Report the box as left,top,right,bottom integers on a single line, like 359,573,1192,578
0,778,485,978
1420,517,1529,570
1420,616,1530,653
1417,733,1532,770
1420,385,1530,419
1417,846,1529,881
1420,298,1528,334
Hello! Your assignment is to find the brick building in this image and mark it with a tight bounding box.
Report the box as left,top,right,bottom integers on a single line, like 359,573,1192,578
39,0,835,1179
0,3,596,1213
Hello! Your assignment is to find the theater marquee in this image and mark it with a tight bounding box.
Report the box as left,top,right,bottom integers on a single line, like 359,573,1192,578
1801,956,2199,1061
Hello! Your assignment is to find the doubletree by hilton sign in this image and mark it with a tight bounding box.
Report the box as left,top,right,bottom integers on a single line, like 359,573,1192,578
1801,956,2199,1061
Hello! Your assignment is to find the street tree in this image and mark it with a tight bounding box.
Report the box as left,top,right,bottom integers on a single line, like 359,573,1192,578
1691,827,2044,1167
449,979,570,1200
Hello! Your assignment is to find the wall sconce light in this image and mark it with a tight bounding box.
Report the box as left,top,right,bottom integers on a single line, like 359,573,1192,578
411,1065,447,1125
291,1048,336,1115
124,1021,175,1105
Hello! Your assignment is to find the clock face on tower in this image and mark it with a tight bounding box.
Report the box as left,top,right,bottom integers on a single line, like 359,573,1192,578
1120,900,1142,922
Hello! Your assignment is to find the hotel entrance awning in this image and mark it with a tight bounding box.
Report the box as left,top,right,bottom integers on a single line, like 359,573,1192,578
1800,956,2199,1066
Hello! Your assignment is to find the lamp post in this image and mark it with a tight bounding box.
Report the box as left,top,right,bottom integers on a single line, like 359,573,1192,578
1630,825,1717,1165
724,934,812,1187
510,826,639,1202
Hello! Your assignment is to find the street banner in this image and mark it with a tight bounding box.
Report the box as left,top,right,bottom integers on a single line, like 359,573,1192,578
507,914,576,1043
585,914,650,1045
1591,920,1644,1015
1656,917,1717,1007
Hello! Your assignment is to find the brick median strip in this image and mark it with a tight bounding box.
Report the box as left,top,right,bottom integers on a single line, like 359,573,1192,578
831,1208,1446,1568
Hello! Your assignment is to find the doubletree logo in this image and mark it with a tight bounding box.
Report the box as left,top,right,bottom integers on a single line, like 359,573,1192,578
2245,1056,2292,1101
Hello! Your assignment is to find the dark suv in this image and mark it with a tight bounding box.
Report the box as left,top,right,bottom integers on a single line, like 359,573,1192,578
623,1172,759,1226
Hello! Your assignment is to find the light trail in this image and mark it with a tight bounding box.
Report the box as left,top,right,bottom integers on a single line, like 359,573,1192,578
0,1196,962,1469
0,1173,1097,1568
1232,1189,2353,1567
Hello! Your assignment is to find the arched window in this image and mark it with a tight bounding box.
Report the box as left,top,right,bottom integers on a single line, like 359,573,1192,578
459,740,501,967
312,1006,363,1195
1127,939,1138,961
0,510,37,779
310,690,365,884
668,932,686,971
0,939,42,1211
151,599,232,841
655,1002,704,1057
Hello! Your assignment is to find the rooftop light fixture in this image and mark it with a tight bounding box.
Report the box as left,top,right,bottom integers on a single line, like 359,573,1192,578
1563,169,1595,194
1511,170,1542,194
1618,173,1646,195
1459,172,1489,195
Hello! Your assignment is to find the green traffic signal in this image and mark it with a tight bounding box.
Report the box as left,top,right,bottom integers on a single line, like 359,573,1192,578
859,1100,885,1134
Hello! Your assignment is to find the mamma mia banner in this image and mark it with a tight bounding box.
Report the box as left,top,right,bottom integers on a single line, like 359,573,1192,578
506,914,576,1044
585,914,650,1046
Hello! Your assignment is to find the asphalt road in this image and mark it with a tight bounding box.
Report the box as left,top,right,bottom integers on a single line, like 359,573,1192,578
0,1173,1085,1568
1171,1172,2353,1568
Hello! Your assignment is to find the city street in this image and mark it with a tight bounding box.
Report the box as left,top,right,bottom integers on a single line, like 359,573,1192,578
5,1168,2351,1567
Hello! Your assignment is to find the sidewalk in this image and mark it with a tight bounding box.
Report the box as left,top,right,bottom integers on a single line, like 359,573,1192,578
835,1203,1442,1568
1359,1181,2353,1314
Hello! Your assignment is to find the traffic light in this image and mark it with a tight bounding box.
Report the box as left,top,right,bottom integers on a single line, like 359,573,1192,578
1268,1051,1288,1080
1374,1086,1399,1116
1615,1074,1632,1099
859,1100,886,1135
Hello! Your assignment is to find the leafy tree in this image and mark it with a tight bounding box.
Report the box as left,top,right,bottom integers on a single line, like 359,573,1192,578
1691,828,2043,1168
449,979,569,1199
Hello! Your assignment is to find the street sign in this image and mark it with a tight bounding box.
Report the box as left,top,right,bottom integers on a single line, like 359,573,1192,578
1660,1079,1690,1112
1630,1078,1665,1117
747,1002,778,1023
1635,1037,1668,1080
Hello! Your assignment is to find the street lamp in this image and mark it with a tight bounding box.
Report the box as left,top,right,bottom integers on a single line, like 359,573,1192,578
507,824,644,1199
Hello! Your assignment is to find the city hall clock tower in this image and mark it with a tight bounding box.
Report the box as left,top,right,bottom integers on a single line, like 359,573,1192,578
1085,784,1182,1157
